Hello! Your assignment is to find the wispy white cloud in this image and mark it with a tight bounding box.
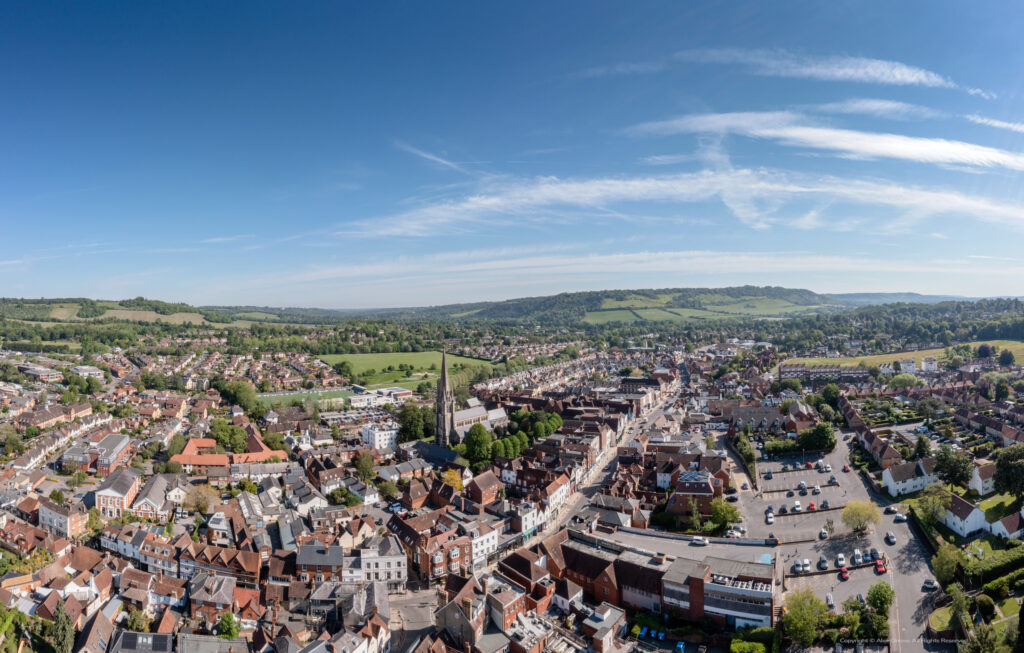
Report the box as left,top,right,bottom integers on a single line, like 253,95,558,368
200,234,254,244
965,114,1024,134
640,153,701,165
394,141,476,176
674,48,957,88
629,111,1024,172
812,98,944,120
968,254,1018,261
344,164,1024,237
968,88,998,100
576,61,666,78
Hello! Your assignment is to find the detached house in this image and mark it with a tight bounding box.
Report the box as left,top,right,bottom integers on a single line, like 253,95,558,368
942,494,987,538
881,457,938,497
970,463,997,497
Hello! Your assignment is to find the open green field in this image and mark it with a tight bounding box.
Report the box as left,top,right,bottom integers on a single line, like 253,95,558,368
584,293,831,324
318,351,485,374
786,339,1024,368
259,388,353,407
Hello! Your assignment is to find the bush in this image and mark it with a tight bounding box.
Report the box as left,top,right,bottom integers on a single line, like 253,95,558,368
974,543,1024,578
977,594,996,620
730,642,766,653
737,628,776,645
821,629,840,645
983,576,1010,599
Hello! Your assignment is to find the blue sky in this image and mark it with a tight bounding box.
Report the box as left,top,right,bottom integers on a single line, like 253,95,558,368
4,2,1024,308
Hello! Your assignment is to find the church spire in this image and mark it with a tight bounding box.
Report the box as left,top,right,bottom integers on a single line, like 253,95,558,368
435,349,457,447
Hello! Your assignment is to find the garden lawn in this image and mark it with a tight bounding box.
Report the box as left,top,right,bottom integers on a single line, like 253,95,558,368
980,494,1019,522
999,598,1021,619
929,606,954,631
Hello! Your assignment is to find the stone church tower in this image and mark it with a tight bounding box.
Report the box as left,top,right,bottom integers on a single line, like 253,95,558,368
435,351,457,447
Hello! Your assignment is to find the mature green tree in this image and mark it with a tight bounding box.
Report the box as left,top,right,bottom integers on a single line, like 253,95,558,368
962,623,998,653
709,497,741,531
782,589,827,646
840,500,881,532
917,484,951,528
328,488,346,505
780,378,802,394
167,434,187,457
397,404,425,443
216,612,240,639
994,445,1024,503
492,440,507,459
237,478,258,494
821,383,841,409
932,542,962,585
53,602,75,653
889,373,919,389
866,581,895,618
913,434,932,460
1000,349,1017,367
49,490,66,505
355,452,375,482
935,444,973,487
465,424,492,465
798,422,836,451
378,481,399,501
263,431,289,452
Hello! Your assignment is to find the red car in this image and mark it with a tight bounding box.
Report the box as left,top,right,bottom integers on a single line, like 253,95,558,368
842,464,850,472
806,461,814,469
839,566,849,580
875,560,887,574
808,502,816,511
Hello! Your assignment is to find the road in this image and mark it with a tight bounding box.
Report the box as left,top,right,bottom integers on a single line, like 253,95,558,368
390,589,438,653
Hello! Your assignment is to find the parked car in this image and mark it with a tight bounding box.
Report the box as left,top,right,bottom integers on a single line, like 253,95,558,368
726,495,739,502
808,501,816,511
787,490,795,497
839,566,849,580
799,488,808,496
827,593,835,609
820,528,828,539
875,560,887,574
870,548,881,561
825,464,832,473
923,579,937,591
821,499,830,509
829,475,838,485
858,594,866,606
812,485,821,495
765,471,773,480
853,549,863,564
802,558,811,573
884,505,898,514
766,514,775,525
798,480,807,490
779,505,789,514
842,464,851,472
742,482,749,490
819,554,828,569
885,531,896,545
894,514,908,523
837,553,846,566
691,536,708,546
766,505,774,514
793,501,802,512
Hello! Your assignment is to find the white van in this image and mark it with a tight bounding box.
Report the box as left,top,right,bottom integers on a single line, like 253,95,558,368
853,548,863,564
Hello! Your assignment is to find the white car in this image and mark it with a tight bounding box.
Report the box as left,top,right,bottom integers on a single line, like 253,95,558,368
766,514,775,525
793,500,802,512
836,553,846,566
824,464,832,473
802,559,811,573
691,536,708,546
